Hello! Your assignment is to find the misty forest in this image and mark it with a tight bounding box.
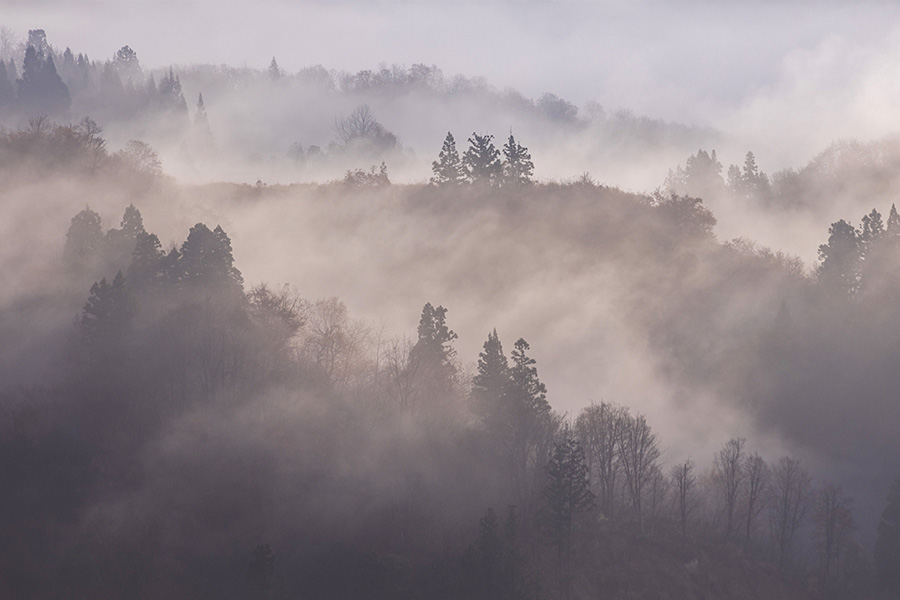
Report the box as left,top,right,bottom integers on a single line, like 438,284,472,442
2,19,900,600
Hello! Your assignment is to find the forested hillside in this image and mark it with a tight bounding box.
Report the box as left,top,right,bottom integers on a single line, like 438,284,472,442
2,24,900,600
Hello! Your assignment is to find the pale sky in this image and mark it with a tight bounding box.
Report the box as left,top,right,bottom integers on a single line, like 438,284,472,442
4,0,900,128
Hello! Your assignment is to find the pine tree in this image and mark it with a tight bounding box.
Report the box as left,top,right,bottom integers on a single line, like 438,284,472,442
179,223,244,293
818,219,861,297
538,430,593,600
17,44,71,117
430,132,464,186
861,208,884,247
0,60,14,109
509,338,548,414
410,302,458,375
64,206,104,271
501,133,534,186
887,204,900,237
268,57,282,81
463,133,502,187
79,271,135,366
472,329,509,408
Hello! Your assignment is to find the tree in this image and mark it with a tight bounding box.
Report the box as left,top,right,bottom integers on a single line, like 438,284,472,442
113,45,142,82
78,271,135,367
814,483,855,592
713,437,745,542
407,302,458,405
158,67,188,116
671,460,697,541
619,412,661,533
430,132,464,186
887,204,900,237
742,453,770,551
537,430,593,600
861,208,884,248
127,231,166,291
874,475,900,595
463,133,502,186
116,139,162,177
665,149,723,200
576,402,627,520
769,456,812,571
471,329,509,414
179,223,244,294
501,133,534,186
64,206,103,271
0,60,14,110
268,57,282,81
192,92,215,149
506,338,552,504
818,219,861,297
17,43,71,117
333,105,399,155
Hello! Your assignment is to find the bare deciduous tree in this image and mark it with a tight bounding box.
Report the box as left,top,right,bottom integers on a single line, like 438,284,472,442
769,456,813,570
575,402,627,519
713,437,745,541
619,412,660,533
742,452,770,550
671,459,697,541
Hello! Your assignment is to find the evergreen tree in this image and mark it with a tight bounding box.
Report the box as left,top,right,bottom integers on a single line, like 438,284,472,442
875,475,900,595
64,206,104,271
79,271,135,366
409,302,458,376
537,429,593,600
0,60,14,109
179,223,244,293
818,219,862,297
463,133,502,186
113,45,142,82
861,208,884,247
158,67,187,114
887,204,900,237
191,92,216,152
501,133,534,186
268,57,282,81
17,44,71,117
509,338,549,415
430,131,464,186
471,328,509,409
127,231,166,291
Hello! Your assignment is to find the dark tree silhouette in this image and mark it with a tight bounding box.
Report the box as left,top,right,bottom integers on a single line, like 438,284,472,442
538,429,593,600
471,328,509,413
430,131,464,186
333,105,399,154
64,206,103,271
268,57,282,81
179,223,244,293
501,133,534,186
79,271,135,367
463,133,502,187
0,60,14,110
409,302,457,381
17,44,71,117
113,45,142,83
818,219,861,297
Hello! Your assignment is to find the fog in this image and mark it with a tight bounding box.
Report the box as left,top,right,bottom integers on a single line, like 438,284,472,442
3,3,900,599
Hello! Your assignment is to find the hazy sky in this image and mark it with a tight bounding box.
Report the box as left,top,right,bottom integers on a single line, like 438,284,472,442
5,0,900,134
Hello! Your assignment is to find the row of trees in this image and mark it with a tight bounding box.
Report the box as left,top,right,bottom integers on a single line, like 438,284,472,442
431,131,534,187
